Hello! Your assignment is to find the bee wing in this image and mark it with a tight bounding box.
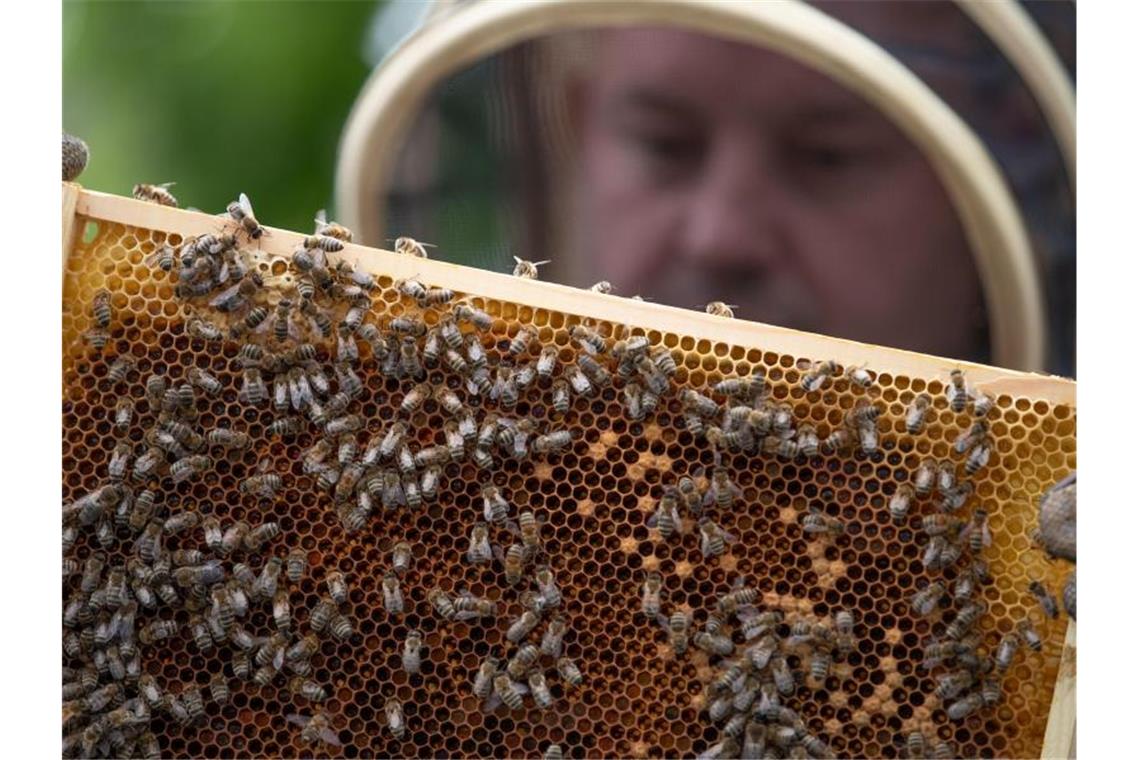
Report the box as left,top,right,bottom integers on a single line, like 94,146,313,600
482,692,504,714
239,192,255,217
207,281,242,309
655,613,671,633
646,510,660,529
159,182,177,189
314,209,328,229
504,520,521,538
491,544,505,563
286,713,311,728
318,727,343,747
702,489,716,508
722,529,738,544
274,647,285,671
980,524,992,547
513,681,530,696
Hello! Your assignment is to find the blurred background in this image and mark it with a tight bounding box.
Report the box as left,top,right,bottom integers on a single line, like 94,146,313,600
64,1,388,234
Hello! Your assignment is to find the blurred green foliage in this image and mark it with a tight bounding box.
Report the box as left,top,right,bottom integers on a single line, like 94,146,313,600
64,0,381,233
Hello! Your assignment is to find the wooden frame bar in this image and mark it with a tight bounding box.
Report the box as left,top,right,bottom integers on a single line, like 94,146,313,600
64,185,1077,756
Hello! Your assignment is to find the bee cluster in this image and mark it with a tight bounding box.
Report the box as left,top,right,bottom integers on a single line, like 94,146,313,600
63,189,1075,759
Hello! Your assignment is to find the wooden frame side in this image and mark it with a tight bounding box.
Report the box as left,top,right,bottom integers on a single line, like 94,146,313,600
72,186,1074,407
1041,620,1077,759
61,182,82,274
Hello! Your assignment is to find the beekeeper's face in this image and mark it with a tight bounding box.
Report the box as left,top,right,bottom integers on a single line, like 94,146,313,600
573,28,986,359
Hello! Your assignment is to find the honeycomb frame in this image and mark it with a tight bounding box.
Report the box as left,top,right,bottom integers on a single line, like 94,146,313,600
62,184,1076,759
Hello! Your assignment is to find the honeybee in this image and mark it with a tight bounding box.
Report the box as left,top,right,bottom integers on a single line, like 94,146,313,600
287,711,342,747
821,427,853,454
953,420,989,455
239,368,268,406
532,430,573,455
382,571,404,614
882,485,914,525
900,393,933,435
463,655,498,702
940,481,975,513
133,182,178,207
501,543,526,586
947,369,969,412
921,513,964,538
506,326,536,357
392,236,435,258
318,571,347,606
240,470,284,500
647,487,682,539
1023,578,1061,623
1016,619,1044,651
693,630,734,657
533,565,561,608
658,610,691,655
631,572,664,620
402,630,423,674
505,644,540,682
282,547,307,584
571,324,607,356
702,466,741,511
478,483,509,525
914,458,938,497
428,587,456,620
670,475,699,516
801,508,844,537
807,646,832,683
106,354,137,386
452,302,492,331
995,632,1021,674
492,674,526,712
391,541,413,574
526,671,554,709
801,360,840,392
329,611,354,642
252,556,283,602
771,654,795,696
512,255,550,279
551,379,571,414
935,668,977,701
539,615,568,658
972,391,996,418
945,600,986,641
506,610,541,644
958,508,991,553
1064,571,1076,619
907,582,947,618
946,691,984,720
965,439,992,475
788,424,820,459
447,590,495,624
705,301,736,318
544,744,564,760
699,518,736,557
416,464,441,502
139,619,179,646
623,381,646,421
243,519,281,549
844,364,874,388
557,657,583,686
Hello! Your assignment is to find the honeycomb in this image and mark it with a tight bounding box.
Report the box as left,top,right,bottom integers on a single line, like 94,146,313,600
62,188,1076,759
